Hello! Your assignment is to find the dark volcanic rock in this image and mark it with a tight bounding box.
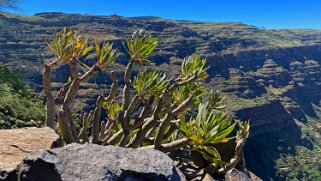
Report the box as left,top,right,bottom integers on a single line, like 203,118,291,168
0,168,17,181
16,143,186,181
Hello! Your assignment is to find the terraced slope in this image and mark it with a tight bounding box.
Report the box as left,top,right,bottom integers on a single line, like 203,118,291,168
1,12,321,180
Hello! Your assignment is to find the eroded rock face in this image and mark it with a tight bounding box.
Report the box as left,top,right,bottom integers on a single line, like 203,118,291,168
16,143,186,181
212,68,267,99
254,59,292,87
235,100,295,135
0,127,59,169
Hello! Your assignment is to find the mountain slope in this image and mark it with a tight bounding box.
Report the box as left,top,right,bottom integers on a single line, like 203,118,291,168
1,12,321,180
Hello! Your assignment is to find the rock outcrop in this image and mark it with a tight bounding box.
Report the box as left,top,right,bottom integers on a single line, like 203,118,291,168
14,143,186,181
0,127,59,169
235,100,295,135
254,59,292,87
212,68,267,99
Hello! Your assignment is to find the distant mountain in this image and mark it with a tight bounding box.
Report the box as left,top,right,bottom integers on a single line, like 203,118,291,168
1,12,321,180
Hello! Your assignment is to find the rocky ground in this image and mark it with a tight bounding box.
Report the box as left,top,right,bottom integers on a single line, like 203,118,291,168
0,127,261,181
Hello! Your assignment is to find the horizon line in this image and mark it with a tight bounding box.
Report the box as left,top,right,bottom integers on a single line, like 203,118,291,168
2,10,321,31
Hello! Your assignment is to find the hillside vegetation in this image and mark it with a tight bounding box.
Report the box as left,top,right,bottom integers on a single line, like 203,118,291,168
0,66,45,128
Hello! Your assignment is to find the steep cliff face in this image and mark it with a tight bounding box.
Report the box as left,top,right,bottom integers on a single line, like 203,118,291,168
208,45,321,180
236,100,295,135
1,12,321,180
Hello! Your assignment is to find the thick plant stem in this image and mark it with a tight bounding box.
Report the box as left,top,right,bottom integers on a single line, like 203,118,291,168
218,138,247,174
80,65,101,82
105,110,125,145
63,78,80,105
105,129,123,145
92,95,104,144
106,71,118,102
154,113,173,149
118,134,130,147
154,89,193,148
123,94,141,129
159,138,190,152
104,97,153,146
69,59,78,79
126,95,141,115
127,117,158,148
100,119,115,141
58,109,75,144
122,59,134,110
131,96,154,129
98,72,119,143
66,107,80,143
172,94,194,115
57,81,71,103
79,111,94,143
140,138,190,152
118,94,141,145
99,121,106,141
154,89,172,149
43,65,55,129
59,60,81,144
163,125,177,141
128,96,165,148
226,138,246,171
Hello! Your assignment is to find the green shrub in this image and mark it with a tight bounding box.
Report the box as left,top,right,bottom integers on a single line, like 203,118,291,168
0,66,45,129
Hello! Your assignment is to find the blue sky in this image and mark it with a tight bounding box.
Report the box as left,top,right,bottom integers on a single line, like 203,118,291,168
6,0,321,30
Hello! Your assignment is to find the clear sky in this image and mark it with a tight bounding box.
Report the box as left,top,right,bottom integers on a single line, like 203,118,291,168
5,0,321,30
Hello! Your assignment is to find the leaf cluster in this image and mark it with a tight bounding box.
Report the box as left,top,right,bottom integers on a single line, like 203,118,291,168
46,28,93,62
132,69,168,98
103,100,121,121
46,28,119,70
178,103,237,165
126,29,158,65
95,41,120,68
181,54,208,80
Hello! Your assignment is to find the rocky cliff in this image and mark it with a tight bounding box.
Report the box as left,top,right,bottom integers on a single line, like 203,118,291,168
1,12,321,180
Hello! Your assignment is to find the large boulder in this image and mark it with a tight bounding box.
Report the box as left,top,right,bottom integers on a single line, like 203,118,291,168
0,127,59,169
16,143,186,181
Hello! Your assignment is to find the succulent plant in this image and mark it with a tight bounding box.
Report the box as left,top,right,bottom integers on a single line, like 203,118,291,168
43,28,250,176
